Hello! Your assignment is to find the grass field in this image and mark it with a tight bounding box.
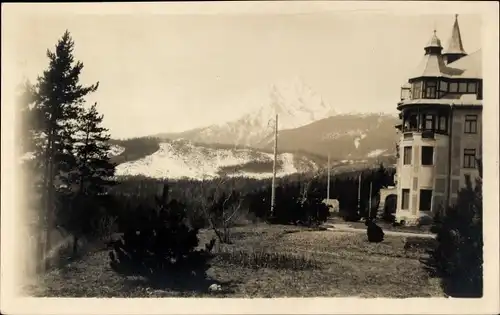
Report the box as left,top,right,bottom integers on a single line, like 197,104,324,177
23,224,443,298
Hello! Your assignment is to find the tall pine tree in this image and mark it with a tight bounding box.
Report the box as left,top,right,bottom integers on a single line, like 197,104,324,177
59,103,117,254
74,103,116,195
29,30,99,270
426,159,483,297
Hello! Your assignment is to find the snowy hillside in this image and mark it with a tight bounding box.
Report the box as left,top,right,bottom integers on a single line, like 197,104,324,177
108,144,125,157
157,78,337,147
115,140,319,180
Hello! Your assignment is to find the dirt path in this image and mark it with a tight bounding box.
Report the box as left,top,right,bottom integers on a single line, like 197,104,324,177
324,223,436,239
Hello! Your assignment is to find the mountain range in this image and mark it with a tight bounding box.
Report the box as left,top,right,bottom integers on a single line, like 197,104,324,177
155,78,338,147
111,78,400,180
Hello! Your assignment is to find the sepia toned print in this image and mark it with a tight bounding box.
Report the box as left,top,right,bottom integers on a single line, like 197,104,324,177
1,2,499,315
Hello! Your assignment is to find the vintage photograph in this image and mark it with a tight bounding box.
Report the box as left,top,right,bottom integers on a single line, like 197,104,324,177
1,1,498,314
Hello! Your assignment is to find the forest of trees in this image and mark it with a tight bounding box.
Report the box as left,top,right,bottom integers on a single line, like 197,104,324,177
110,164,395,227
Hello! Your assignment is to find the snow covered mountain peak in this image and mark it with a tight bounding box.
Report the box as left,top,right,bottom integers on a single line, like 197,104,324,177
237,78,337,131
165,78,338,147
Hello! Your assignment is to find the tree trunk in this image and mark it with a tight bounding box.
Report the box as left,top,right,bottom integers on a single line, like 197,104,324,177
37,231,47,274
212,223,224,244
44,149,55,271
72,235,79,257
42,128,55,272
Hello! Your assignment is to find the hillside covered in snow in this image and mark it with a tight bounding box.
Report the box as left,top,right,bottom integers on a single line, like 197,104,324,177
113,139,320,180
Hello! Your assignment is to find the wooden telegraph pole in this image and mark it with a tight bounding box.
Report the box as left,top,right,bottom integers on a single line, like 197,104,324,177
270,114,278,217
327,154,331,201
368,181,373,218
357,173,362,216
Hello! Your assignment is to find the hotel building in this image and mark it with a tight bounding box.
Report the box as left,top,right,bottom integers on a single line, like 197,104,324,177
394,15,482,225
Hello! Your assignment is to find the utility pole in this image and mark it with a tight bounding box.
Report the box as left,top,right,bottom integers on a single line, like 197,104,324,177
357,173,362,216
327,154,331,200
271,114,278,217
368,181,373,218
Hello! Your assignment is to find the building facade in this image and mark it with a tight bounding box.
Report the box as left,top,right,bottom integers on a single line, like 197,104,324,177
394,15,482,225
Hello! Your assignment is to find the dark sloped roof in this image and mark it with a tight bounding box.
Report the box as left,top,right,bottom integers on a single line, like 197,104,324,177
410,48,481,80
447,49,482,79
409,15,480,80
410,53,461,78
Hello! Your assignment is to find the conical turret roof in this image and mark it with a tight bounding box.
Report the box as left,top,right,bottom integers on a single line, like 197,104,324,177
444,14,467,55
426,30,442,49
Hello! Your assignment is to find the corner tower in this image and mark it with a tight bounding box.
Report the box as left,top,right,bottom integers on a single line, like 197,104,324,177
393,15,482,226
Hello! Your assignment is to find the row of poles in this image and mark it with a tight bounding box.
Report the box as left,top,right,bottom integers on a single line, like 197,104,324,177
269,114,373,218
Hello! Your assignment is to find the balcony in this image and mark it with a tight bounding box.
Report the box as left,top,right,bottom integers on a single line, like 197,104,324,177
421,130,435,139
401,125,447,136
403,132,413,140
400,129,437,142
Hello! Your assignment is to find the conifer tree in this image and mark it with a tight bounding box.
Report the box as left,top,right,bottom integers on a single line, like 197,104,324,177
64,103,116,254
17,80,39,158
29,30,99,269
426,158,483,297
73,103,116,195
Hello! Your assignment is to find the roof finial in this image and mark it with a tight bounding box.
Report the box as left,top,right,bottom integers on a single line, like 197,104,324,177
444,13,466,55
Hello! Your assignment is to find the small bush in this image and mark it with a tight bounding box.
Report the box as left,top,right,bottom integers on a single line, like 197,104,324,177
109,183,214,282
366,219,384,243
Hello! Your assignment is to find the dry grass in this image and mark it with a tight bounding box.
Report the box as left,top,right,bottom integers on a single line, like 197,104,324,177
23,223,443,298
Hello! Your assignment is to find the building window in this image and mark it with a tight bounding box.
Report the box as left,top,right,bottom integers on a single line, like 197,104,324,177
408,114,418,130
419,189,433,211
464,149,476,169
449,82,458,93
402,189,410,210
464,115,478,134
424,114,434,130
478,82,483,100
459,82,468,93
439,81,448,92
467,82,477,93
403,147,412,165
438,81,448,98
421,146,434,166
438,115,447,132
425,81,437,98
412,81,422,99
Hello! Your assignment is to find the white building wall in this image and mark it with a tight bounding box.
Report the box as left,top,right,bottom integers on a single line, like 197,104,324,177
395,132,449,224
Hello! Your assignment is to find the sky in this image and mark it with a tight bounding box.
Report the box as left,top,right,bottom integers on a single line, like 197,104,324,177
4,3,482,139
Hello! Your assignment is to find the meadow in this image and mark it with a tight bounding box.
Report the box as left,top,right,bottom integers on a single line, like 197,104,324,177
24,223,442,298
